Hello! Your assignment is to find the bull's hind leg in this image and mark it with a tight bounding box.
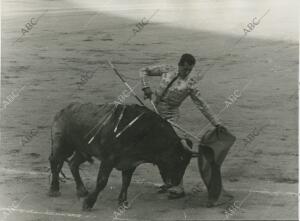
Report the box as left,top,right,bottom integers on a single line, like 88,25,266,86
69,152,88,197
82,161,113,211
48,155,64,197
118,168,136,206
48,127,73,197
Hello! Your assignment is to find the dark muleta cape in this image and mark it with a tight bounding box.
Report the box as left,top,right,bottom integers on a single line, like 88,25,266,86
197,125,236,207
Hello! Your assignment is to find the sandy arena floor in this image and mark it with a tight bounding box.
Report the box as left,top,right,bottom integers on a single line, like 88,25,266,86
1,0,299,220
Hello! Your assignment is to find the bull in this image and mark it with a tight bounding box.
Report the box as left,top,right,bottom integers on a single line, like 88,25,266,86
48,102,198,210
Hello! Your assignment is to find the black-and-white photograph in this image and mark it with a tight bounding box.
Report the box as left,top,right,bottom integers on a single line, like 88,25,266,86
1,0,299,220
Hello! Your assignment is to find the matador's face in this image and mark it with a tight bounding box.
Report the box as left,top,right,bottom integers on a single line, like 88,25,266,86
178,62,194,79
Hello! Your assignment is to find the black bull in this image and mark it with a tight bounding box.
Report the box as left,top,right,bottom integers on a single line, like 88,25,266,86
48,102,196,210
48,102,234,210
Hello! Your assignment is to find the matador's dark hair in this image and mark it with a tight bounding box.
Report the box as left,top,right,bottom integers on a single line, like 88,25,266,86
178,53,196,66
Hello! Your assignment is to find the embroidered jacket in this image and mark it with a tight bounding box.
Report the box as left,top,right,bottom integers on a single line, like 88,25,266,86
139,64,221,126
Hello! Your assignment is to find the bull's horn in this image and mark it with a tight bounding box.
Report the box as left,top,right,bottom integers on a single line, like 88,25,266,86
181,140,200,157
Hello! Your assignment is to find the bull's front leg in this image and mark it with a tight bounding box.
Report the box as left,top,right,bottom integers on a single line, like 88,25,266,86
118,168,136,206
82,161,113,211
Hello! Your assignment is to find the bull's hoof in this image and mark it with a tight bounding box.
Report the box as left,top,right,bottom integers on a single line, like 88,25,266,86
82,198,95,211
48,190,61,197
76,187,89,198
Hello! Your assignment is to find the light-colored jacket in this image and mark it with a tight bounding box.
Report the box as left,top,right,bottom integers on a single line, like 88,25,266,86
139,64,221,126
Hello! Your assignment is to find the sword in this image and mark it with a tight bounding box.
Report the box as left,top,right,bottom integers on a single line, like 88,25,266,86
107,60,200,141
150,99,200,141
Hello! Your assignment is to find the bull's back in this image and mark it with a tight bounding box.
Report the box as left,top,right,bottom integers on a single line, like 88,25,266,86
53,102,112,128
51,102,112,143
51,102,148,144
51,102,179,166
